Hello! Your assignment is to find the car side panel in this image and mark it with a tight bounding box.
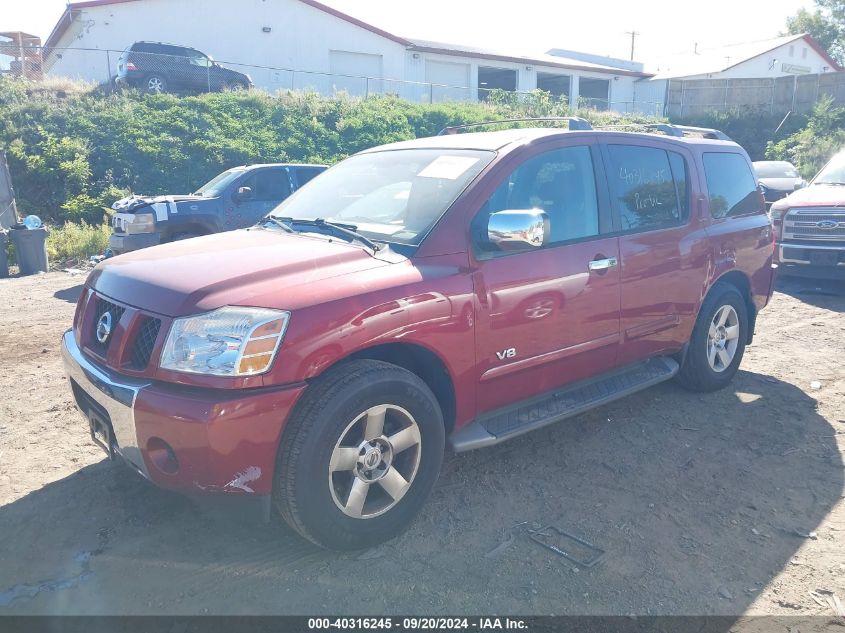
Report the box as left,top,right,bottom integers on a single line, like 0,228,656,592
697,150,775,315
599,138,713,364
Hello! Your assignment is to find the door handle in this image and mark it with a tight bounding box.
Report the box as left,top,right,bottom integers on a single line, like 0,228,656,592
588,257,618,272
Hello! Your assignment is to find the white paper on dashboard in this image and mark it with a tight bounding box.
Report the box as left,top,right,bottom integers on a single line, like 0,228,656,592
418,156,479,180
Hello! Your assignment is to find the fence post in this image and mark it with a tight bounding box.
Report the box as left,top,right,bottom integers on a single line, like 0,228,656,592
206,59,211,93
105,50,111,86
724,79,728,112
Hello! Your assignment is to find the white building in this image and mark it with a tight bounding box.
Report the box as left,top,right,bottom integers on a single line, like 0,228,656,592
650,33,841,81
42,0,653,109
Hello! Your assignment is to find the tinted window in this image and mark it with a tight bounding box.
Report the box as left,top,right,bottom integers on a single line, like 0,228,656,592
607,145,687,232
703,153,760,218
668,151,690,220
242,170,291,201
132,43,161,54
474,146,599,249
296,168,325,186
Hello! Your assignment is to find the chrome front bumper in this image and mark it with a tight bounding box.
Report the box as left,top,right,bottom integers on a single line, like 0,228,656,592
778,243,845,266
61,329,151,478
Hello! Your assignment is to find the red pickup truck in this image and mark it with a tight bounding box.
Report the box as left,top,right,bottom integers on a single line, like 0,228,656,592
770,149,845,275
62,120,775,550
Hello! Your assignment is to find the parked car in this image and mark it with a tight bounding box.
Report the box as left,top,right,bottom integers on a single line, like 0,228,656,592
770,150,845,276
63,120,774,550
115,41,253,94
109,163,327,254
753,160,806,205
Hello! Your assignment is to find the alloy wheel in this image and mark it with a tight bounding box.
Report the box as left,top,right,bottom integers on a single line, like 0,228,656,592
707,305,740,372
328,404,422,519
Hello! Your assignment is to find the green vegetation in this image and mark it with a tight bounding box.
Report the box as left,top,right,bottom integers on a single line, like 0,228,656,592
2,75,843,265
766,96,845,177
0,77,660,228
46,221,112,266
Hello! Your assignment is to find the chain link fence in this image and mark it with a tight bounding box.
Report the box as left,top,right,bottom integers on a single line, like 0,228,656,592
665,72,845,117
1,45,665,112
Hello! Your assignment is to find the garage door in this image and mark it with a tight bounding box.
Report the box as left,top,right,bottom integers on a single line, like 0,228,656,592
329,50,383,97
426,60,471,102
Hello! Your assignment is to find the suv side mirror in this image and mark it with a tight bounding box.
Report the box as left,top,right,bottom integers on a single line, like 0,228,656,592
235,186,253,202
487,209,550,251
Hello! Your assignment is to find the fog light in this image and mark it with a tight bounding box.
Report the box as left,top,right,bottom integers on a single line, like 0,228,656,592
147,437,179,474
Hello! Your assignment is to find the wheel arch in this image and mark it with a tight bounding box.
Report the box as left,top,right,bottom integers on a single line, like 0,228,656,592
302,342,458,436
709,270,756,344
161,222,216,242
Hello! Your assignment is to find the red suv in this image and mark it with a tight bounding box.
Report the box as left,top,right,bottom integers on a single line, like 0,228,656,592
62,120,775,550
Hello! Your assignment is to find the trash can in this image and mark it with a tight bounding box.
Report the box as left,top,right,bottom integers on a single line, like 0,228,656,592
0,231,8,279
10,226,48,275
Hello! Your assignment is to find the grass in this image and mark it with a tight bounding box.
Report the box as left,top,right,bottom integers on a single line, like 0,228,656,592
45,221,111,267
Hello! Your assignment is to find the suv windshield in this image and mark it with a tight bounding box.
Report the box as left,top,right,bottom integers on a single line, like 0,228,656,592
269,149,494,246
814,152,845,185
193,168,245,197
754,162,799,179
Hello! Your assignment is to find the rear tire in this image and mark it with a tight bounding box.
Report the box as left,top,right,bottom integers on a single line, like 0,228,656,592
274,360,445,550
676,282,748,392
144,74,167,94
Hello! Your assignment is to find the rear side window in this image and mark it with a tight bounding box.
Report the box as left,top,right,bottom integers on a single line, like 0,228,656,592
703,153,760,218
607,145,689,232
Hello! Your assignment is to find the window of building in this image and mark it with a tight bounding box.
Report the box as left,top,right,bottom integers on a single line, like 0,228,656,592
789,45,795,57
578,77,610,110
606,145,690,231
803,47,808,59
703,153,760,218
478,66,517,100
536,72,571,101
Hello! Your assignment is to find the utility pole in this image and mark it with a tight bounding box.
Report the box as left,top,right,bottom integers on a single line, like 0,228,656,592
625,30,639,61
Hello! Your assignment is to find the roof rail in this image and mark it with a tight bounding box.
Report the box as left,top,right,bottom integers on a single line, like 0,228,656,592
594,122,732,141
437,117,593,136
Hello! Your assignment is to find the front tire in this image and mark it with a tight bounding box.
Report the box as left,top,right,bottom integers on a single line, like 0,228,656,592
676,282,748,392
275,360,445,550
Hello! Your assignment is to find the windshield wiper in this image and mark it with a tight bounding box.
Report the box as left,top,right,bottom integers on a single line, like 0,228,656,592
262,216,295,233
817,181,845,186
270,217,379,252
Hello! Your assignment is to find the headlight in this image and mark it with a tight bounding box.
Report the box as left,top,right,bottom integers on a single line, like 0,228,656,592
127,212,155,234
160,307,290,376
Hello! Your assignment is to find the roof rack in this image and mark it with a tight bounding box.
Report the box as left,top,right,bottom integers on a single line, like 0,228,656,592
436,117,732,141
437,117,593,136
599,123,732,141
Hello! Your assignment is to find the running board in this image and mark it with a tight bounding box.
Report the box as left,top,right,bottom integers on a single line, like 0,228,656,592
449,357,679,452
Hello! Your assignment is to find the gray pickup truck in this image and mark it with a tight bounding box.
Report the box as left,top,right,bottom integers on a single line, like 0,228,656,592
109,163,327,254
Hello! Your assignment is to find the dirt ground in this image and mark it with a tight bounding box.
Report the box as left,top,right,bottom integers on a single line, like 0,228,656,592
0,270,843,620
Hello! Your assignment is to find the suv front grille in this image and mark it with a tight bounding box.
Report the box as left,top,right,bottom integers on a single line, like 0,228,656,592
784,209,845,241
90,297,125,354
129,317,161,370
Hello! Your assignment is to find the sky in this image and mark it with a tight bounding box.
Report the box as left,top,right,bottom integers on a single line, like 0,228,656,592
2,0,815,70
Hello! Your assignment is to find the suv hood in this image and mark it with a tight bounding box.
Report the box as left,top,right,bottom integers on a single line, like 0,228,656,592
779,183,845,208
112,194,208,215
88,229,400,316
